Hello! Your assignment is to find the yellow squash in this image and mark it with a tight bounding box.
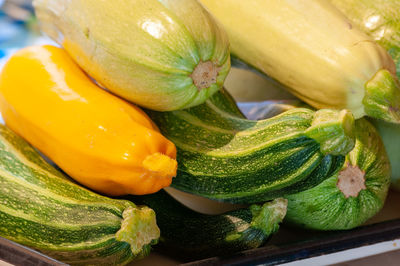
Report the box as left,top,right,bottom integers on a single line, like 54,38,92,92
0,45,177,196
200,0,400,123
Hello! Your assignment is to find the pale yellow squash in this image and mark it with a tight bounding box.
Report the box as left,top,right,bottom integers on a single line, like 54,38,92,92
200,0,400,123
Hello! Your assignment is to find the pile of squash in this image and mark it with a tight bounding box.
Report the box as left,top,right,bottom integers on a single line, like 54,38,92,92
0,0,399,264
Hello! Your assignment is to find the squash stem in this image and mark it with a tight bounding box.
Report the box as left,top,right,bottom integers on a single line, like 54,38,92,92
250,198,287,236
305,109,355,156
115,205,160,257
363,69,400,123
142,153,177,179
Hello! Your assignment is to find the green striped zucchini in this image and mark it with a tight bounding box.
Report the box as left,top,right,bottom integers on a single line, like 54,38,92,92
285,118,391,230
147,89,355,203
132,190,287,259
0,124,159,265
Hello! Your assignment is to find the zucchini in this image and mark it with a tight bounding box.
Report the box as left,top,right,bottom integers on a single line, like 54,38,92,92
285,119,391,230
132,190,287,259
0,124,159,265
325,0,400,191
199,0,400,123
329,0,400,77
33,0,230,111
147,89,355,203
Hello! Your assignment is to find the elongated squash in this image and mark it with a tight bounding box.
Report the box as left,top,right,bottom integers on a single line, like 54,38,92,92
33,0,230,111
131,190,286,259
0,124,159,265
199,0,400,123
326,0,400,190
285,118,390,230
0,45,177,196
329,0,400,77
147,89,355,204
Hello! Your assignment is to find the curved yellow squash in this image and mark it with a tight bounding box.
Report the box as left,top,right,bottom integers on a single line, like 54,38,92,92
200,0,400,123
0,45,177,196
33,0,231,111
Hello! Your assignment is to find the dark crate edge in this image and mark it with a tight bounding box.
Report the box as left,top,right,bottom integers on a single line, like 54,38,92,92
182,218,400,266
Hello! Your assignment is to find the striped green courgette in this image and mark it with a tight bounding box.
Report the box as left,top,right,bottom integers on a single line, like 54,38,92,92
132,190,287,259
285,118,391,230
147,89,355,203
0,124,159,265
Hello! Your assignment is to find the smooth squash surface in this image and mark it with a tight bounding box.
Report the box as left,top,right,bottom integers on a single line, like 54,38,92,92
0,45,177,196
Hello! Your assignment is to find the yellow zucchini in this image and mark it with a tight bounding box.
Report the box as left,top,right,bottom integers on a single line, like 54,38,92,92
199,0,400,123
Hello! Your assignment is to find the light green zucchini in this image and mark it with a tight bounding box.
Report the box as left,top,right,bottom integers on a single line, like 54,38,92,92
147,89,355,204
0,124,159,265
285,118,391,230
131,190,286,259
33,0,230,111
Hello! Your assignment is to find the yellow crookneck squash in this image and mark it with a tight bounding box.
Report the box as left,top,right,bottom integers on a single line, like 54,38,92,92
0,45,177,196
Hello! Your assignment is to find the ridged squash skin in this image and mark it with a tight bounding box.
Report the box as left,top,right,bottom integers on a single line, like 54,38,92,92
285,119,391,230
33,0,230,111
199,0,400,123
131,190,287,259
148,89,356,203
0,45,177,196
0,124,160,265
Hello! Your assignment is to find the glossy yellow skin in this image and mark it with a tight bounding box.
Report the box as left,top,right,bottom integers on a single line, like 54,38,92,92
0,45,177,196
200,0,396,119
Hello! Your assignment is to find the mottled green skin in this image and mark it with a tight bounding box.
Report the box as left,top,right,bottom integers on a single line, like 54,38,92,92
363,70,400,123
148,90,354,203
285,119,391,230
132,190,286,259
0,125,157,265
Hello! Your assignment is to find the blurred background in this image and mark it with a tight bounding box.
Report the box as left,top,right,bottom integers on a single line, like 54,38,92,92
0,0,47,68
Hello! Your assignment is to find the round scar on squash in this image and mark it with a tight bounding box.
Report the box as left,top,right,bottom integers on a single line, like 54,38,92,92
336,164,366,198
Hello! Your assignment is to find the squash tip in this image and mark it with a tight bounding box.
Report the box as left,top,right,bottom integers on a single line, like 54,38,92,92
363,69,400,123
116,206,160,257
142,153,177,179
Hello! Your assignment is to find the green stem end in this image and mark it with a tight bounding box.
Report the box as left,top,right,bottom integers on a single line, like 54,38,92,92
115,205,160,258
363,69,400,124
305,109,355,156
249,198,287,236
